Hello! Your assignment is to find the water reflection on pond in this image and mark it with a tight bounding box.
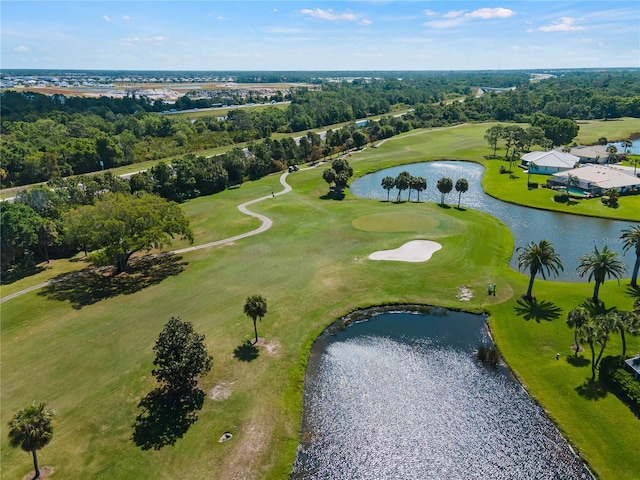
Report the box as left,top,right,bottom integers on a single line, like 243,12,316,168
292,310,592,480
349,161,636,281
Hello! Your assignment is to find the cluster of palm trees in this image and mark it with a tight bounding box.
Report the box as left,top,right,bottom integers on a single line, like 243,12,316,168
517,224,640,302
517,224,640,379
565,301,640,379
381,172,469,208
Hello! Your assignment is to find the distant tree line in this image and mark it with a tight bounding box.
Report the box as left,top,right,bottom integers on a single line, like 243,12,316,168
2,70,639,188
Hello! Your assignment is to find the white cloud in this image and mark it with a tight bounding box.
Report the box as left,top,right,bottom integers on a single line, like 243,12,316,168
14,45,29,52
443,11,465,19
102,15,110,22
538,17,585,32
120,36,169,45
466,8,514,20
300,8,357,22
122,16,130,21
423,9,437,17
359,18,372,26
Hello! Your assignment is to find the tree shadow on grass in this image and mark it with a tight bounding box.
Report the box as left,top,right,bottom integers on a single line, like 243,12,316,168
626,285,640,300
1,264,46,285
132,387,205,450
566,355,590,368
575,378,608,401
233,340,259,362
319,189,345,201
38,254,187,309
513,297,563,322
437,203,452,209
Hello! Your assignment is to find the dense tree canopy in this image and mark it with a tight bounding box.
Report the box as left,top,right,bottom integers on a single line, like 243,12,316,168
152,317,212,392
64,192,193,273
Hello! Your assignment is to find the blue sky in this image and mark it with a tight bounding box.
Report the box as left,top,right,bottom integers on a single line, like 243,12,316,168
2,1,639,71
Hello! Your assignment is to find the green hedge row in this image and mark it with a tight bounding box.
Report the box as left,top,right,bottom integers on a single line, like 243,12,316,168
600,356,640,411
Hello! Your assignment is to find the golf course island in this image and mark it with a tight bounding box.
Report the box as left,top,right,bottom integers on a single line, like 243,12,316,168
2,117,640,479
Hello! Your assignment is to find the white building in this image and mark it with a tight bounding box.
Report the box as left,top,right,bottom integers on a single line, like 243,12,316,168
521,151,580,175
549,164,640,195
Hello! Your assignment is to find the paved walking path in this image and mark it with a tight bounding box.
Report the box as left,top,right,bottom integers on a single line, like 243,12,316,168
1,169,300,304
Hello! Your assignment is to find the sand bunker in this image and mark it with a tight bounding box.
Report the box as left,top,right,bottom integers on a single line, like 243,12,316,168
369,240,442,263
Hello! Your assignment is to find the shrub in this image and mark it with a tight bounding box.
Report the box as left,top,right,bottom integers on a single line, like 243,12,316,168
600,356,640,411
554,192,569,203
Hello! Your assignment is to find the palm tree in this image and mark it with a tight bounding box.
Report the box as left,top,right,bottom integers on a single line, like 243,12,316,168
621,224,640,287
566,307,590,356
527,161,538,187
516,240,564,299
436,177,453,206
577,315,613,379
412,176,427,202
565,173,580,195
454,178,469,209
606,144,618,164
621,139,632,155
394,171,411,202
8,403,55,479
244,294,267,345
610,310,640,357
381,176,395,202
577,245,626,304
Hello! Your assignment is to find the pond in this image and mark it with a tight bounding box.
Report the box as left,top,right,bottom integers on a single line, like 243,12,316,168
291,310,593,479
349,161,637,281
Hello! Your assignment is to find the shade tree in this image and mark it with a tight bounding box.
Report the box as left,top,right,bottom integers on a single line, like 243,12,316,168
151,317,212,392
64,192,193,274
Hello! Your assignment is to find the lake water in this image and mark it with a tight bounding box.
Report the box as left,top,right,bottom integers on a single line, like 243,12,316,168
291,310,592,479
349,161,637,282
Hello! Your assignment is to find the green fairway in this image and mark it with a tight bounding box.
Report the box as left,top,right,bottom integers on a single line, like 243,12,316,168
2,121,640,480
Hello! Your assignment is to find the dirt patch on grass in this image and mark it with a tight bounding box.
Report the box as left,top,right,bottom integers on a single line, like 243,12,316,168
219,419,273,480
23,466,54,480
209,382,234,401
456,285,474,301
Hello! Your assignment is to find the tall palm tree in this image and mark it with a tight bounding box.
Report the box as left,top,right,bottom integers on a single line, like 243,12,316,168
381,176,395,202
454,178,469,209
577,245,626,304
606,144,618,164
394,171,411,202
565,173,580,195
621,223,640,287
611,310,640,357
8,403,55,479
436,177,453,206
516,239,564,299
244,294,268,345
412,176,427,202
621,139,632,154
566,307,590,356
577,315,613,379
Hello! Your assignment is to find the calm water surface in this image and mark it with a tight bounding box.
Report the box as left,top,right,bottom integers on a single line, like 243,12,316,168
291,311,592,479
349,161,637,281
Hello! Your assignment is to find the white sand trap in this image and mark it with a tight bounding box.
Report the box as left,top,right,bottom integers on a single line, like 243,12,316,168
369,240,442,263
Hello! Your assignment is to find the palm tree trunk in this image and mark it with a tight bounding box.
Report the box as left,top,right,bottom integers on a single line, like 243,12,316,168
589,341,597,379
458,192,462,209
573,331,580,357
631,255,639,288
592,281,601,304
253,318,258,345
31,449,40,479
621,329,627,358
526,273,536,299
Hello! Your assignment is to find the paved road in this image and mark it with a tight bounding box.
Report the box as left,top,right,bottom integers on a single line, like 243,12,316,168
0,168,302,304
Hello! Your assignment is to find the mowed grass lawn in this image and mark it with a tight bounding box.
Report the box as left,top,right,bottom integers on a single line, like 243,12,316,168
2,121,640,480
